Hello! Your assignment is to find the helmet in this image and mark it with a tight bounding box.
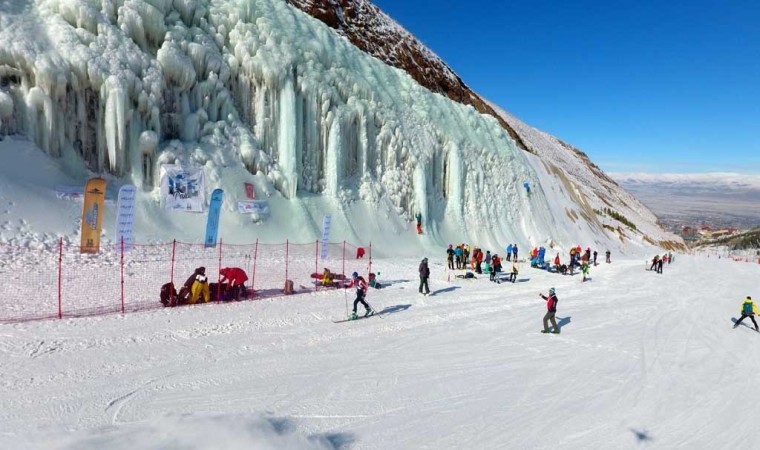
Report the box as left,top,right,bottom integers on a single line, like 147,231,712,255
352,272,358,278
748,296,753,300
198,266,206,274
448,244,453,248
422,257,428,262
549,287,555,294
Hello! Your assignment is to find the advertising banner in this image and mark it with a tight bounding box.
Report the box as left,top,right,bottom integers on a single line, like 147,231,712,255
244,182,255,199
115,184,137,251
237,200,270,215
80,177,107,254
320,214,332,260
204,188,224,248
160,165,205,212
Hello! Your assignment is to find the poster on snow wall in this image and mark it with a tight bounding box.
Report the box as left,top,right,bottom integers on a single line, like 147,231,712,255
159,164,205,212
320,214,332,260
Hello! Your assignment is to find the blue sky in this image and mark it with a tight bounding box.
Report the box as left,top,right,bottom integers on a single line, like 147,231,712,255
372,0,760,174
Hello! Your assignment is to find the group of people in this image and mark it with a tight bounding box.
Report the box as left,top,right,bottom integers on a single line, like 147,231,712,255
648,252,674,273
161,266,250,307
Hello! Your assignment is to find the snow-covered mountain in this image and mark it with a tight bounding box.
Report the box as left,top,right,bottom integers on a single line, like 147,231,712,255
0,0,682,254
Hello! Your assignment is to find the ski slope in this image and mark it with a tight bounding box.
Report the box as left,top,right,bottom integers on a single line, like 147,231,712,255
1,254,758,449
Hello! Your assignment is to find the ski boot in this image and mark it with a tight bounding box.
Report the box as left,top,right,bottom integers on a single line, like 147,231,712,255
348,312,358,321
364,309,374,318
551,329,560,334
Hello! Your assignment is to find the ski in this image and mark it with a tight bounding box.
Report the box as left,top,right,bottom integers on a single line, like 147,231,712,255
333,311,379,323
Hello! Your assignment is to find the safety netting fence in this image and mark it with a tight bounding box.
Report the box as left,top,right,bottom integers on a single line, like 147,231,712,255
0,239,372,324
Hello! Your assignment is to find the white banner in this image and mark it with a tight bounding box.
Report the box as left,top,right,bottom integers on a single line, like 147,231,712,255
237,200,270,215
320,214,332,260
115,184,137,251
159,165,205,212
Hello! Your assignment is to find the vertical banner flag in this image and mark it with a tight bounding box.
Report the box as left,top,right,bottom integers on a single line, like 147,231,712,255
244,182,255,199
115,184,137,251
320,214,332,260
159,164,206,212
80,177,107,254
204,188,224,248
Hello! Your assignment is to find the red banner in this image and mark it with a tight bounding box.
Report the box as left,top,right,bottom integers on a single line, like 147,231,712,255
244,182,255,199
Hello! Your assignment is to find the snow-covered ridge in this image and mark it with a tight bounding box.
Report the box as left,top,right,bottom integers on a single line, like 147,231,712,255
611,172,760,190
0,0,679,254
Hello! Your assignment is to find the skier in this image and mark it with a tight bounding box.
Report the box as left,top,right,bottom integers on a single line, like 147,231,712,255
593,250,598,266
539,288,560,334
553,253,560,273
507,262,518,283
512,244,518,261
219,267,249,300
485,250,492,265
506,243,513,261
490,254,502,281
649,255,659,271
415,212,422,234
581,262,590,282
605,250,611,263
446,244,455,270
454,245,463,269
419,257,431,295
656,256,664,274
347,272,372,320
734,296,759,331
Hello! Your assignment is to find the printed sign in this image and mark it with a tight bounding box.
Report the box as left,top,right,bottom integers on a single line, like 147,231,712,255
159,164,205,212
204,189,224,248
115,184,137,251
320,214,332,260
80,178,107,254
237,200,270,215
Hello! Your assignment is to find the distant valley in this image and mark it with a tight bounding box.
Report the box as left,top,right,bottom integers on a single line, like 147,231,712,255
611,173,760,230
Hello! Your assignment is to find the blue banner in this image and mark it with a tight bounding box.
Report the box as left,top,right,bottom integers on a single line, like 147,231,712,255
115,184,137,251
320,214,332,260
204,188,224,248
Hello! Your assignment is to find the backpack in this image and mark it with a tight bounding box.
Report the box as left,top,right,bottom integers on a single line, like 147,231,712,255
743,301,753,315
160,282,177,307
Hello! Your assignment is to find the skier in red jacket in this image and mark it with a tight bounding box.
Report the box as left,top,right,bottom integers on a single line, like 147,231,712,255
219,267,249,300
539,288,560,334
347,272,372,320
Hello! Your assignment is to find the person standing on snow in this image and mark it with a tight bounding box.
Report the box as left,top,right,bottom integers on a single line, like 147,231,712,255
347,272,372,320
419,257,431,295
454,245,463,269
415,212,422,234
734,296,759,331
605,250,611,263
539,288,560,334
446,245,455,270
554,253,561,273
506,243,513,261
512,244,518,262
593,250,598,265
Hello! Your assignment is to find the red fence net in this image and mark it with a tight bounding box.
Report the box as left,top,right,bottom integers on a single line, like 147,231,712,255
0,239,372,324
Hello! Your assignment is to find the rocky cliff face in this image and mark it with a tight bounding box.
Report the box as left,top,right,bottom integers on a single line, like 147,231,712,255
285,0,530,152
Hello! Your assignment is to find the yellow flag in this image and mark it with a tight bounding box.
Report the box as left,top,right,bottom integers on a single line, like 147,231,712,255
80,177,107,254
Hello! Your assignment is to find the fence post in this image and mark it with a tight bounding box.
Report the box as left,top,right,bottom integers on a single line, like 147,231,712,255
368,242,372,282
285,239,289,288
217,239,223,303
315,240,319,292
120,236,125,314
251,239,258,296
58,237,63,319
342,240,346,281
170,239,176,287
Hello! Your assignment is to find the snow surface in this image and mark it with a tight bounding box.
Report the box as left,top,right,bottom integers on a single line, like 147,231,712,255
2,252,760,449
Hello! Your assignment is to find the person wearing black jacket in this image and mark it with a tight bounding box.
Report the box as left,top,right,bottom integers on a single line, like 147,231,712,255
539,288,559,334
419,257,431,295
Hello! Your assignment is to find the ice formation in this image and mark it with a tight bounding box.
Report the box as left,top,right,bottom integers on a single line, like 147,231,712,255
0,0,681,250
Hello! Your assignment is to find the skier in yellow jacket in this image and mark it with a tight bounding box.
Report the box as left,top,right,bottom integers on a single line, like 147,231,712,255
734,296,759,331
